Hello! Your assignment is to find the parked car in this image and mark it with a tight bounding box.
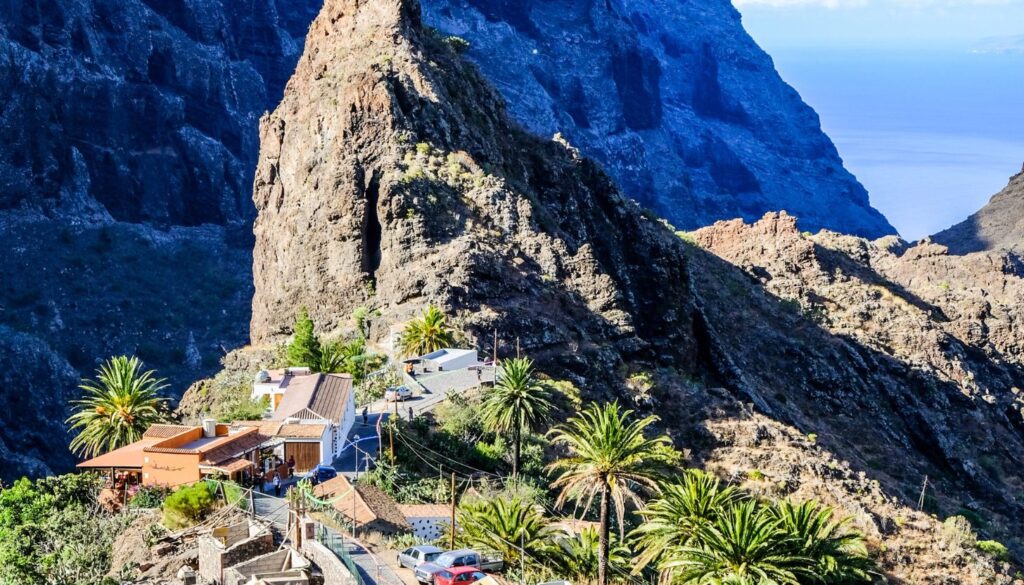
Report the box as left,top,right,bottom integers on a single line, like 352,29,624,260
304,464,338,485
398,545,444,569
434,567,488,585
414,550,503,584
385,386,413,402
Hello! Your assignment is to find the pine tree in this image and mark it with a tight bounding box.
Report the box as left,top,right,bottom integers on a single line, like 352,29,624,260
287,307,321,367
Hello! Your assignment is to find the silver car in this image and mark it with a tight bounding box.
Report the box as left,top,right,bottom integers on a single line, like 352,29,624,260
385,386,413,402
398,545,443,570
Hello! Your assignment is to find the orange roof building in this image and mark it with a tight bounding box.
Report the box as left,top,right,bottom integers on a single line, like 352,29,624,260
78,422,267,487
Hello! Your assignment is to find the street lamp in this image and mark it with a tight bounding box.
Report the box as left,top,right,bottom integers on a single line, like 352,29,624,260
353,435,361,481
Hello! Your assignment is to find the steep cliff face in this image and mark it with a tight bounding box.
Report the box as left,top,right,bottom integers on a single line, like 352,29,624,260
0,0,320,480
420,0,895,238
0,0,320,223
933,164,1024,254
246,0,1023,578
250,0,699,384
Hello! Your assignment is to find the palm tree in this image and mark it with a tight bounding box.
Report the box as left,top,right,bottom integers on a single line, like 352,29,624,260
67,356,169,458
454,497,557,567
547,401,679,585
555,526,631,585
660,500,815,585
771,500,874,584
398,305,455,357
481,357,553,477
632,469,741,576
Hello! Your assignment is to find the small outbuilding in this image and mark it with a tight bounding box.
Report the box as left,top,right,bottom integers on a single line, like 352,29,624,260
418,348,479,372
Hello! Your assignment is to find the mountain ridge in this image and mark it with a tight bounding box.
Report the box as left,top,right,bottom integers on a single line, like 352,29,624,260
240,0,1022,580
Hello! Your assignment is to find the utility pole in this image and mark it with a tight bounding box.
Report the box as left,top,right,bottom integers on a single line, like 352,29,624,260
492,330,498,365
389,422,395,462
519,526,525,585
449,471,457,550
516,337,520,358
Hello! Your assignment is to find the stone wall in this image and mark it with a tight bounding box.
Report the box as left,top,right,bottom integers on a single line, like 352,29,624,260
301,540,358,585
198,525,275,584
223,548,310,585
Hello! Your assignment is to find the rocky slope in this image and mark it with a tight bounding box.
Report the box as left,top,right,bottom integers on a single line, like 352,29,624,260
691,213,1024,563
250,0,699,383
0,0,320,480
420,0,895,238
933,164,1024,254
243,0,1021,579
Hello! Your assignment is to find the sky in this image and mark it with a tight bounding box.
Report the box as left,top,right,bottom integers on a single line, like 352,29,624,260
734,0,1024,240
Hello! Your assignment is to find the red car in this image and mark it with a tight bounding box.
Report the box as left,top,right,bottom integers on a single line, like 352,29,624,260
433,566,487,585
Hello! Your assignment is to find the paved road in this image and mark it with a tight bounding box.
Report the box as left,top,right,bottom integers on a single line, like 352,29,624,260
251,492,290,532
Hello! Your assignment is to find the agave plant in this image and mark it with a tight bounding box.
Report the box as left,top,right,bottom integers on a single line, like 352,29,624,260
67,356,169,458
547,401,679,585
398,305,455,357
481,357,553,477
660,500,815,585
454,496,557,567
771,500,875,584
632,469,742,574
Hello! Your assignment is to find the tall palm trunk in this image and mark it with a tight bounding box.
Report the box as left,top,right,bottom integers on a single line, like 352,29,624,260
512,423,521,478
598,482,610,585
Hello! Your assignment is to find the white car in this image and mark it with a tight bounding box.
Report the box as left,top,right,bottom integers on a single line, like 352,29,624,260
385,386,413,402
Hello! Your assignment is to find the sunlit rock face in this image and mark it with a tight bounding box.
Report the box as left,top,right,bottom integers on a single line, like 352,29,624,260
421,0,896,238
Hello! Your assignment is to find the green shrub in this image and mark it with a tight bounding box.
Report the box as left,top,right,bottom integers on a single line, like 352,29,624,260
218,395,269,422
163,482,216,529
746,470,767,481
977,540,1010,562
129,486,169,509
443,36,470,54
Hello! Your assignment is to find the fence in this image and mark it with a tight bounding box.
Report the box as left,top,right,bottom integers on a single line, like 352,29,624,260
315,523,366,585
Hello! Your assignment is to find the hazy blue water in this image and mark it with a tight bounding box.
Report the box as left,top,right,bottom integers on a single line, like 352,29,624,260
766,48,1024,240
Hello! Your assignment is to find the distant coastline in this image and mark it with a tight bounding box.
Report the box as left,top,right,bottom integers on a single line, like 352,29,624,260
767,47,1024,240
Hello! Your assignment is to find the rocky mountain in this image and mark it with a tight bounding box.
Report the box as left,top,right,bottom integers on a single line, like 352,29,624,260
244,0,1021,579
0,0,897,480
933,164,1024,254
420,0,895,238
0,0,321,480
249,0,699,381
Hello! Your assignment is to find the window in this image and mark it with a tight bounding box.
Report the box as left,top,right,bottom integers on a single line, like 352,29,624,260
439,571,452,580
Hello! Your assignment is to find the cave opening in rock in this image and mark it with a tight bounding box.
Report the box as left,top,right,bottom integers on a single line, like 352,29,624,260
362,170,383,284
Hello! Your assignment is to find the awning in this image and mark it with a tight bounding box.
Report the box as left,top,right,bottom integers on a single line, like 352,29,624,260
200,457,255,475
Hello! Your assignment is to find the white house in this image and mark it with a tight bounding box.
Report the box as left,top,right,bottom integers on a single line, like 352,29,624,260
419,348,479,372
258,372,355,467
251,367,312,411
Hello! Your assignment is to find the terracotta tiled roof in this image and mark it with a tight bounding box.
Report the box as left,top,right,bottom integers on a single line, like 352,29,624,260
142,424,193,439
76,438,160,469
277,423,327,438
201,432,269,466
398,504,451,519
233,420,285,436
272,374,353,424
200,457,254,475
314,476,377,525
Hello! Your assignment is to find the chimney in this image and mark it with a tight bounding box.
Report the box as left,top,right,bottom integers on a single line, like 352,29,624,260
202,418,217,438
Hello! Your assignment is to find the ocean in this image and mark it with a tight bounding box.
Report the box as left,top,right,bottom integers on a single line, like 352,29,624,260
765,47,1024,240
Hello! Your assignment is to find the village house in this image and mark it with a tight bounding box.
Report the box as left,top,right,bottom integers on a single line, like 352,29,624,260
258,371,356,468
